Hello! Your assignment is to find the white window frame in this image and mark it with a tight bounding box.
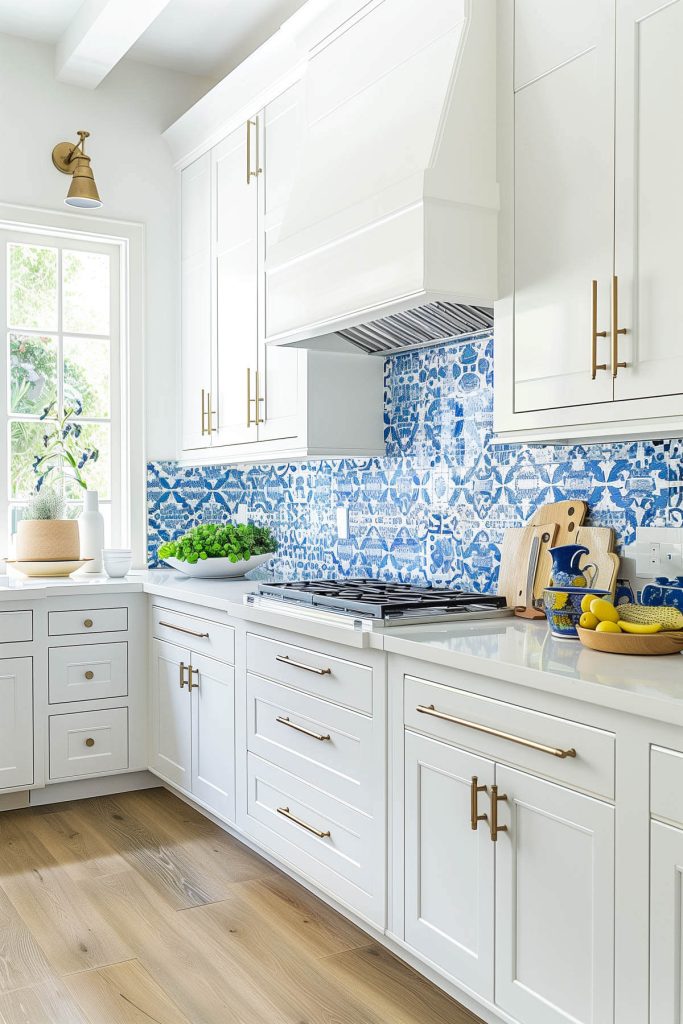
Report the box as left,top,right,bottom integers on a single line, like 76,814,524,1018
0,203,145,566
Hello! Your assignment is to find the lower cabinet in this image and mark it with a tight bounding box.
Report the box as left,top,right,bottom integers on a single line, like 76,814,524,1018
650,820,683,1023
404,731,614,1023
149,639,235,821
0,657,33,789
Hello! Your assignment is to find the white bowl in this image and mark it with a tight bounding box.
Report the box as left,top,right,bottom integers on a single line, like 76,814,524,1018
163,552,273,579
103,549,132,579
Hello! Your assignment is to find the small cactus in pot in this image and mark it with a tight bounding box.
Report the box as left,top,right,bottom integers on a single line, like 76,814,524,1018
15,486,80,562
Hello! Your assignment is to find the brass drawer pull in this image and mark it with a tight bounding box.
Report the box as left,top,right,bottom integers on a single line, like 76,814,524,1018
416,705,577,760
276,654,331,676
490,785,508,842
276,716,331,742
246,118,262,183
85,737,95,748
276,806,330,839
188,666,199,692
179,661,188,689
591,279,608,379
470,775,488,831
611,274,628,378
158,621,209,639
83,618,93,628
246,368,263,426
84,670,94,681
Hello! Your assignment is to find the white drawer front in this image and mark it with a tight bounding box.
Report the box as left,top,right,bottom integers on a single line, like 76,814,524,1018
49,708,128,780
0,610,32,644
247,633,372,714
651,745,683,826
48,607,128,637
247,674,374,812
404,675,615,800
152,605,234,665
49,642,128,704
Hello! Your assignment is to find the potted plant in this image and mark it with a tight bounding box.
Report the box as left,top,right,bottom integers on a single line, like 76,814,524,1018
15,487,80,561
158,522,278,579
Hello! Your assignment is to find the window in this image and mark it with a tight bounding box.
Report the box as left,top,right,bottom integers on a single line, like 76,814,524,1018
1,228,122,548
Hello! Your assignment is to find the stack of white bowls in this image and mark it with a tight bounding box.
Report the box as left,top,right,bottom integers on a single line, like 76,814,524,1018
102,548,132,578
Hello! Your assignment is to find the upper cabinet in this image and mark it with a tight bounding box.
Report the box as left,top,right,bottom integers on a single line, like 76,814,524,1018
177,79,384,463
495,0,683,441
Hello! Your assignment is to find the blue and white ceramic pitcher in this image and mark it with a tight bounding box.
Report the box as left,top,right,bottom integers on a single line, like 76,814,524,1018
548,544,598,589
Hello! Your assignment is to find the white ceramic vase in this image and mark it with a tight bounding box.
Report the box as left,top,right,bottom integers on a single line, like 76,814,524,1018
78,490,105,573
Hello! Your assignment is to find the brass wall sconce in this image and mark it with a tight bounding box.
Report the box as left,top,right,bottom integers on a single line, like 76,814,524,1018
51,130,102,209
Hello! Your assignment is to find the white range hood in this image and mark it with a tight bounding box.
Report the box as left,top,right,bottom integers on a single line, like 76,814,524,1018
266,0,498,353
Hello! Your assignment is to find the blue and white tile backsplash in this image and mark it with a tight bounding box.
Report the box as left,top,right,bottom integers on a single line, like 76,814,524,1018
147,332,683,592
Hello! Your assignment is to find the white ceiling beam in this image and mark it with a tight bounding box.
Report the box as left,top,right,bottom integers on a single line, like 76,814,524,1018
55,0,173,89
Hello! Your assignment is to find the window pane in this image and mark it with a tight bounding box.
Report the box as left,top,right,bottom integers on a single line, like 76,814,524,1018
62,250,110,335
64,422,110,500
10,421,53,499
8,244,58,330
9,334,58,415
64,336,110,417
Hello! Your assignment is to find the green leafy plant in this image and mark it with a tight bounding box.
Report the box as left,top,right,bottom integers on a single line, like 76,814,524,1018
33,399,99,492
158,522,278,566
27,487,66,521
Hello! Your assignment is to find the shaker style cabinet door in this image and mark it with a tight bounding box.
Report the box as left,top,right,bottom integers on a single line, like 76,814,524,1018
650,820,683,1023
512,0,615,412
613,0,683,403
190,651,235,822
0,657,33,790
149,639,192,791
180,153,212,452
404,731,495,1001
494,765,614,1024
212,123,259,448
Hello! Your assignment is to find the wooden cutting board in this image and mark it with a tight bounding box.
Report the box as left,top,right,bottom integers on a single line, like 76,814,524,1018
498,524,557,609
574,525,619,596
531,500,589,598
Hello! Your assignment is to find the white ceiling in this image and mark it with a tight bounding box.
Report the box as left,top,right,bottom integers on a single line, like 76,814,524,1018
0,0,307,80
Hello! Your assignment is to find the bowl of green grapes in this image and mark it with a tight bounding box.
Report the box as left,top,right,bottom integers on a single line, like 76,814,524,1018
158,523,278,579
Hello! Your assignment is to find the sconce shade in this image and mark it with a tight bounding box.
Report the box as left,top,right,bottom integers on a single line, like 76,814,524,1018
52,131,102,209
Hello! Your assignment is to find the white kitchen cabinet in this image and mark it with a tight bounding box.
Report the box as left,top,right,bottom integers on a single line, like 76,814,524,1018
0,657,33,790
494,765,614,1024
149,636,235,822
650,820,683,1023
404,732,494,1000
180,153,212,452
495,0,683,441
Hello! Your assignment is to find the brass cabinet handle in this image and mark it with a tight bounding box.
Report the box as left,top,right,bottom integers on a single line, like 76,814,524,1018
158,621,209,639
83,618,93,628
201,388,207,436
470,775,488,831
276,715,331,742
611,274,628,378
84,670,94,681
179,661,188,689
187,665,199,692
206,392,216,435
246,368,263,426
85,737,95,748
489,785,508,842
416,705,577,760
591,280,608,379
246,119,262,183
247,367,252,426
254,369,264,424
276,806,331,839
276,654,332,676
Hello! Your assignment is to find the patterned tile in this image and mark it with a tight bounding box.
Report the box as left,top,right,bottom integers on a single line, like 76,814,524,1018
147,331,683,591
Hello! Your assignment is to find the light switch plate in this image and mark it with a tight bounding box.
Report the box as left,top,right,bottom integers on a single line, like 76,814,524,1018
336,506,349,540
633,526,683,578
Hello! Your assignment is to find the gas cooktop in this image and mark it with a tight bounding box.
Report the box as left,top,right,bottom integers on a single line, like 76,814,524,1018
251,579,510,627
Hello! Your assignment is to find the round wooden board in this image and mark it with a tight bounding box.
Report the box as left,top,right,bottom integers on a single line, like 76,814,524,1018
577,626,683,656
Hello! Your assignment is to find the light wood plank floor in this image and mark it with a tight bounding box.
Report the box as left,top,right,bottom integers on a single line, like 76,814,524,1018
0,788,483,1024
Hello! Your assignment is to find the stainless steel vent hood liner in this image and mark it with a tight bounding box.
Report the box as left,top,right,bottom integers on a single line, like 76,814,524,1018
337,302,494,355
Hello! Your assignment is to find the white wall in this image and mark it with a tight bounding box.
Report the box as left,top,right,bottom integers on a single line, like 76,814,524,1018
0,32,212,460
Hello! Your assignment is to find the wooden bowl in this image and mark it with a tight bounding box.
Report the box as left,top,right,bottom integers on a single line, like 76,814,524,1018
577,626,683,656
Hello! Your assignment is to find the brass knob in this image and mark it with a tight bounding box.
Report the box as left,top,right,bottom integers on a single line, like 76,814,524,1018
85,737,95,748
84,618,93,628
84,670,94,680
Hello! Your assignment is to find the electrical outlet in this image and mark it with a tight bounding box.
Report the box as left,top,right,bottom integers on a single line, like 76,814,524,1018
236,503,249,525
634,527,683,578
336,506,349,540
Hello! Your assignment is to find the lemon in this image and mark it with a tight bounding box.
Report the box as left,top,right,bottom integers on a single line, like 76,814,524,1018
618,620,662,635
579,612,599,630
596,620,622,633
590,598,620,624
580,594,595,614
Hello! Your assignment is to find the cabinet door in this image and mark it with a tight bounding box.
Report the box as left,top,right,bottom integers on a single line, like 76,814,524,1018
258,85,304,445
513,0,615,412
181,153,212,451
650,820,683,1023
0,657,33,789
212,123,259,448
149,639,191,791
190,651,235,822
614,0,683,402
495,766,614,1024
404,731,494,1000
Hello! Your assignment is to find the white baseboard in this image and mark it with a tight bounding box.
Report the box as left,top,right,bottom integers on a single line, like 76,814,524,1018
0,790,30,812
28,771,161,806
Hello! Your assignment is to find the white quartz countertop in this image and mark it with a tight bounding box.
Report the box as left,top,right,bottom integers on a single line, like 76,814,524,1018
3,568,682,723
